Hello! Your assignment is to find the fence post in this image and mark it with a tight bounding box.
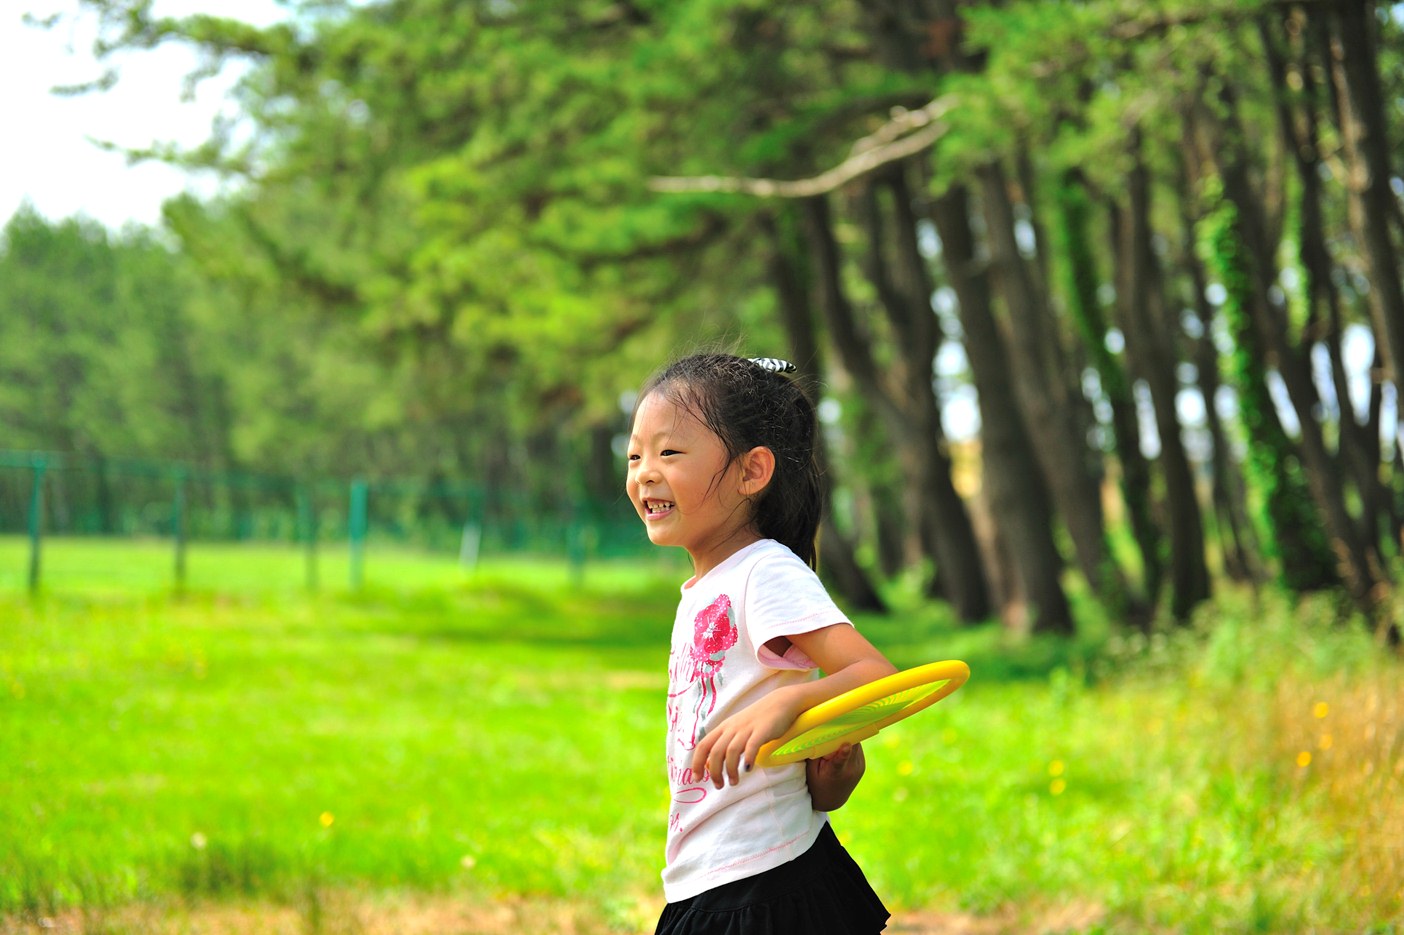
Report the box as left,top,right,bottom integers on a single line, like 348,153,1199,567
27,456,47,595
298,483,319,592
349,479,368,589
568,523,585,586
459,521,482,572
568,521,600,587
172,468,188,592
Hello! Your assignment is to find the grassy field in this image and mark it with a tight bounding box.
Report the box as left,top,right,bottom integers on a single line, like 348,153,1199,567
1,536,1401,933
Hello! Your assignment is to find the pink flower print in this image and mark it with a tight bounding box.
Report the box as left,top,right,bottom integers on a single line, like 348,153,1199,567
691,594,738,671
687,595,737,743
667,594,740,751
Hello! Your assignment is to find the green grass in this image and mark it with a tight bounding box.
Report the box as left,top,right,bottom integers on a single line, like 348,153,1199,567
1,537,1401,933
0,534,685,598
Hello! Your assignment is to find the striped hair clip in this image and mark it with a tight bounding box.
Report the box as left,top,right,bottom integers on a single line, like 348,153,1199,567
749,357,797,374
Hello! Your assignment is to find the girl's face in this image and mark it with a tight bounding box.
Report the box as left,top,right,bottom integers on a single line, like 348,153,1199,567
626,390,762,578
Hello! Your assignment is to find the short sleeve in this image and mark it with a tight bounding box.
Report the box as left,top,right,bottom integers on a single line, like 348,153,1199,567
744,545,852,669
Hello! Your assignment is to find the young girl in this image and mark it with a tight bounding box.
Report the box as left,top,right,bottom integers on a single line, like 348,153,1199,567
626,353,896,934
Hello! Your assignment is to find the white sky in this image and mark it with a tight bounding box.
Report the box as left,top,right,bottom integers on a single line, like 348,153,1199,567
1,1,286,230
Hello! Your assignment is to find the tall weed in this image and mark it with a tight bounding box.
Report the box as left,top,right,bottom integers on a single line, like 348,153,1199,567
1184,589,1404,928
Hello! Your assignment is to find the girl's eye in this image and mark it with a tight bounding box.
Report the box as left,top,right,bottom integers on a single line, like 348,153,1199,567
661,449,680,457
627,453,640,462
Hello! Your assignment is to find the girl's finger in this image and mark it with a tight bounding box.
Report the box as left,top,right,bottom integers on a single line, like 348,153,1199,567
742,736,764,774
723,733,747,787
692,732,717,782
708,739,730,788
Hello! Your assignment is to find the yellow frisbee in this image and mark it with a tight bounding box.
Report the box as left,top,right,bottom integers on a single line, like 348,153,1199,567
755,660,970,767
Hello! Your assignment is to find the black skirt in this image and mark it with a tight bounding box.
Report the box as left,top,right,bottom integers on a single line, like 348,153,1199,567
654,823,890,935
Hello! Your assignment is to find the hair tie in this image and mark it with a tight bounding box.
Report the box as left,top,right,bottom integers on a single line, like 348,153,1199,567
749,357,796,374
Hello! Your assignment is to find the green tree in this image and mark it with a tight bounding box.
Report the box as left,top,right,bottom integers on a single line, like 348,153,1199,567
40,0,1404,642
0,206,223,464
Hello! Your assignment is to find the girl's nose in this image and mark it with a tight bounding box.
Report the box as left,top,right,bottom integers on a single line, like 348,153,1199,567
631,457,659,484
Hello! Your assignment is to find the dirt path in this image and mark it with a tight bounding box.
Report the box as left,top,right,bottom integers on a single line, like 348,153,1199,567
2,896,1107,935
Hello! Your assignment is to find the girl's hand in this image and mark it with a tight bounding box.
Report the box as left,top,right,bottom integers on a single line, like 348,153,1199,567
691,688,802,789
691,624,896,790
806,742,865,811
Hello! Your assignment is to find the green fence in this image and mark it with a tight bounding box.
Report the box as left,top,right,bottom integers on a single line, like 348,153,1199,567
0,450,647,593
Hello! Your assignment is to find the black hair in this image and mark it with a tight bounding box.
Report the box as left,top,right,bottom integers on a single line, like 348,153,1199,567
637,353,823,568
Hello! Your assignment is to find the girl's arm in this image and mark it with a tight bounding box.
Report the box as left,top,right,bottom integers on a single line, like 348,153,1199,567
691,623,897,789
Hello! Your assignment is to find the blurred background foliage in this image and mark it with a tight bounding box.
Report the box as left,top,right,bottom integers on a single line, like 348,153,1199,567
5,0,1404,639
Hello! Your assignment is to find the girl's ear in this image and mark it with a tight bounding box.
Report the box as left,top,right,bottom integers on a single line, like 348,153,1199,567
737,446,776,496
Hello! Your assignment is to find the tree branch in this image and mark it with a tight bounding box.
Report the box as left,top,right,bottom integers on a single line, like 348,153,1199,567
648,95,956,199
650,0,1343,201
1109,0,1339,41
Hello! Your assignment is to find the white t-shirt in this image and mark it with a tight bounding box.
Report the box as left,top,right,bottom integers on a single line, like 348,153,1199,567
662,538,852,902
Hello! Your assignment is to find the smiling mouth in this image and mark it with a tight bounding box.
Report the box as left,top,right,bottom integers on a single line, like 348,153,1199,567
644,499,675,516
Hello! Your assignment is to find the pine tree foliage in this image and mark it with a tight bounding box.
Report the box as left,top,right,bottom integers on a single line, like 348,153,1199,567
11,0,1404,636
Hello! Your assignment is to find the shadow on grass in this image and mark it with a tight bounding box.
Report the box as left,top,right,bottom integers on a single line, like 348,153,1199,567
324,568,1133,685
856,599,1114,686
342,578,677,654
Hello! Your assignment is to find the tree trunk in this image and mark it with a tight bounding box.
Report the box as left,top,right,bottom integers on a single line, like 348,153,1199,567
1173,158,1261,586
1197,85,1381,607
1113,129,1211,621
764,208,887,613
976,158,1125,610
841,387,912,577
857,169,993,614
1055,174,1161,617
1326,2,1404,462
1261,12,1393,563
799,192,988,620
929,183,1073,635
1215,86,1383,614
